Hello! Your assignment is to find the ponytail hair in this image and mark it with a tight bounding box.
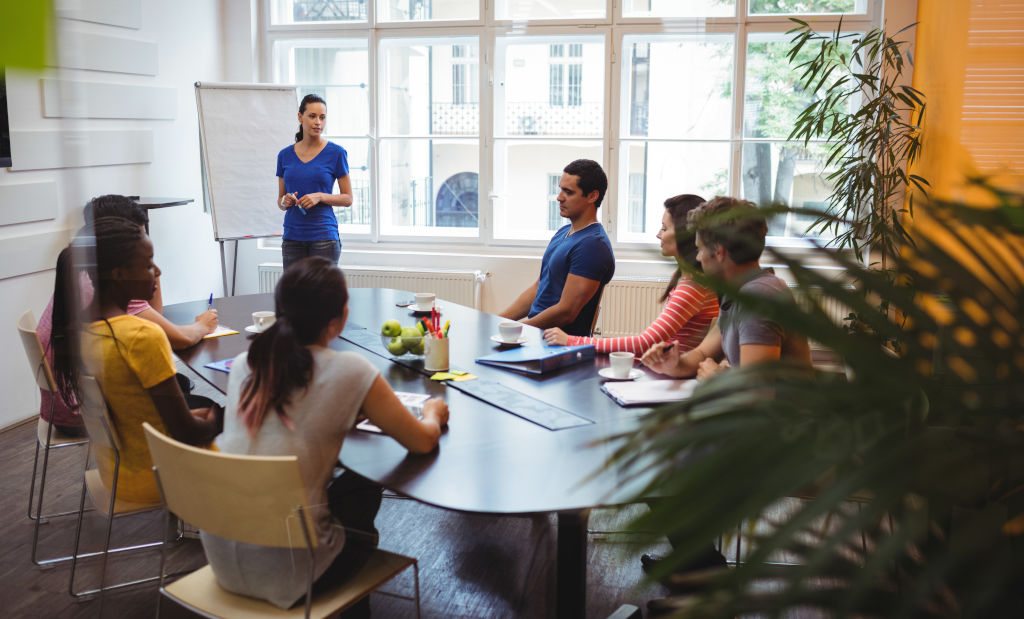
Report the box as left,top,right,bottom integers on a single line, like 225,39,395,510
661,193,706,303
238,256,349,434
294,93,326,142
51,246,81,407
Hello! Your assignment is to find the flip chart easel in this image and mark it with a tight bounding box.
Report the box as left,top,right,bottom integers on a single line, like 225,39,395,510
195,82,297,294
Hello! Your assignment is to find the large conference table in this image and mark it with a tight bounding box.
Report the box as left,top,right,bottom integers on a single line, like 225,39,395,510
166,289,656,618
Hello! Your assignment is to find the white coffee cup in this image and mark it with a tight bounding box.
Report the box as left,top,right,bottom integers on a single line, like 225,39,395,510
252,311,275,332
609,351,635,378
415,293,435,312
498,321,523,343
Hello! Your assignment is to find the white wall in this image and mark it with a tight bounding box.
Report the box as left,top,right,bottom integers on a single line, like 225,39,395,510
0,0,230,429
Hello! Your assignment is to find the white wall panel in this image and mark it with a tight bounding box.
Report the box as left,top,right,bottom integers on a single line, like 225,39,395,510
41,78,176,119
9,129,153,171
57,30,157,75
0,182,59,226
57,0,143,29
0,230,69,281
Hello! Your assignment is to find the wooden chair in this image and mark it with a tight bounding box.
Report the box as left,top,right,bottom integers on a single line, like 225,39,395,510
16,309,90,566
69,376,164,598
143,422,421,619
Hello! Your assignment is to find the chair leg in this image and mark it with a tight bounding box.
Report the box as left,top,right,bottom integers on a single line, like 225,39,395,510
414,560,421,619
69,462,164,598
27,436,43,521
69,465,92,598
735,522,742,565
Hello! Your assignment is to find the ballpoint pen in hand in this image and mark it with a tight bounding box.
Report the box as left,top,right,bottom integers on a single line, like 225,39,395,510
207,293,213,311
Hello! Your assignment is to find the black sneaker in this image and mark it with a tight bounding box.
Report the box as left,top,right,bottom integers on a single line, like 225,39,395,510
641,546,727,575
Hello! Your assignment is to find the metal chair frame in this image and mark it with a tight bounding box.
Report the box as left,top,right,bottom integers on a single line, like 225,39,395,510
68,376,165,602
17,309,90,567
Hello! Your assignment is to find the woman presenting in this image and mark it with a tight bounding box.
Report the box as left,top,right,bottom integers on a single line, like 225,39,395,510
277,94,353,270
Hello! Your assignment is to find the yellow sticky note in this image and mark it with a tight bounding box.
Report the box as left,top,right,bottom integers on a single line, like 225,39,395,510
430,372,457,381
452,373,478,382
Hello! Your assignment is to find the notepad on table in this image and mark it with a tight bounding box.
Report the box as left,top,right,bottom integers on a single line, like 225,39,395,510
601,379,698,407
356,391,429,433
203,325,239,339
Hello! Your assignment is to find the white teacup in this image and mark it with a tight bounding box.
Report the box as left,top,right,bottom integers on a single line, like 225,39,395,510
498,321,523,343
609,351,635,378
415,293,435,312
252,311,275,332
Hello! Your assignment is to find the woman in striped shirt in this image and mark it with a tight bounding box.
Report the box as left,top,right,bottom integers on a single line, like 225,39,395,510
542,194,718,355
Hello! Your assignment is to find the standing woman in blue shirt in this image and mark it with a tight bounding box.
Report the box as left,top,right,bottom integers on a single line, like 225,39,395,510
277,94,353,270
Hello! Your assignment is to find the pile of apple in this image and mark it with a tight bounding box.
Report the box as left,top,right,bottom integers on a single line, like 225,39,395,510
380,319,426,355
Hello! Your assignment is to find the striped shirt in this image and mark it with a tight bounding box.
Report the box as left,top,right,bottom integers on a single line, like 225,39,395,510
567,278,719,355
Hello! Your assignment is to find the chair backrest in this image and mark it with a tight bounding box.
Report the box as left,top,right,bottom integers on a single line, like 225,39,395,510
588,284,606,336
16,310,57,393
77,376,123,457
142,422,316,549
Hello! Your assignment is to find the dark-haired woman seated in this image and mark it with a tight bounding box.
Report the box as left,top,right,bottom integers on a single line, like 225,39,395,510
201,256,449,612
51,217,221,503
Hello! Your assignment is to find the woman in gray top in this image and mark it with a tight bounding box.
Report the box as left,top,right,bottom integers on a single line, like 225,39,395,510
203,257,449,612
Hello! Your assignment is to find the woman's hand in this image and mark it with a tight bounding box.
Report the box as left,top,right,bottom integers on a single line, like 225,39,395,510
297,192,323,209
696,357,729,381
421,397,449,428
542,327,569,346
640,341,678,375
195,309,218,334
279,191,298,211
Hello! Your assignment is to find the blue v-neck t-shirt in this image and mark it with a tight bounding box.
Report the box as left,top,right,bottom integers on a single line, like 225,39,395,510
276,141,349,241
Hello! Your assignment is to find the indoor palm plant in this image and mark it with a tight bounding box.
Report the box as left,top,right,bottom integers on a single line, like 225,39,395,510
611,186,1024,618
605,17,1024,617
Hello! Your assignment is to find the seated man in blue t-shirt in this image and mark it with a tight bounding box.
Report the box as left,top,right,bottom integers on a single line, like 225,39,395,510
500,159,615,337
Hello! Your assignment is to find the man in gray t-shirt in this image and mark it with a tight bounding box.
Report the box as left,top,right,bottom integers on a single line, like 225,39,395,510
641,196,810,378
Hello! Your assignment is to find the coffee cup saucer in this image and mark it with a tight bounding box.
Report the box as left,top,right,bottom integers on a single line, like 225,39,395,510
491,334,527,346
598,368,643,380
245,325,265,334
410,306,436,315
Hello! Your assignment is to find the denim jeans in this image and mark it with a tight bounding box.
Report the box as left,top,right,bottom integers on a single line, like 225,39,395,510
281,238,342,271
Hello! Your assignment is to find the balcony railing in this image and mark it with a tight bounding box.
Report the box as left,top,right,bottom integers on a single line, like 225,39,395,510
504,101,602,136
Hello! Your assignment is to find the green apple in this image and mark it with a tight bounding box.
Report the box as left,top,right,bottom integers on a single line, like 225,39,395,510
400,326,420,338
387,337,405,355
409,339,425,355
400,326,421,353
381,319,402,337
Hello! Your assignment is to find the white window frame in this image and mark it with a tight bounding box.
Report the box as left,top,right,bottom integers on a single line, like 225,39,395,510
260,0,885,260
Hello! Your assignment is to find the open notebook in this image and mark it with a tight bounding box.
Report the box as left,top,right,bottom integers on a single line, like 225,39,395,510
601,379,698,407
355,391,428,433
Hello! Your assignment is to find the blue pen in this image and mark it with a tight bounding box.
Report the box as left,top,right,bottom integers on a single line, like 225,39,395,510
293,192,305,216
207,293,213,311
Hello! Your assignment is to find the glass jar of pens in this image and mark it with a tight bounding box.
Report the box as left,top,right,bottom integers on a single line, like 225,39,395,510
423,308,450,372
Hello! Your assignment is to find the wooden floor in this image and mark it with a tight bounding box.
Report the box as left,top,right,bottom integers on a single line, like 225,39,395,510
0,364,671,618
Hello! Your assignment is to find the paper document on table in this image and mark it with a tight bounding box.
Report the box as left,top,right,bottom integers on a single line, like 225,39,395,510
356,392,429,433
601,379,698,407
203,325,239,339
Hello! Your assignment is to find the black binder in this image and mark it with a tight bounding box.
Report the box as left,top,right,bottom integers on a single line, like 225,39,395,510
475,345,595,375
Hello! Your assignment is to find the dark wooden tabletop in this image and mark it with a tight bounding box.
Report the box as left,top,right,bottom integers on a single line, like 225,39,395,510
165,289,657,515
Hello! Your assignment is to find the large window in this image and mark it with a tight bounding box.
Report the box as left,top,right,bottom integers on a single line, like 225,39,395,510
267,0,879,248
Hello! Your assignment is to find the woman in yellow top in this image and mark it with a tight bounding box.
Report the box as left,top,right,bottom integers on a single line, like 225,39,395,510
51,216,220,503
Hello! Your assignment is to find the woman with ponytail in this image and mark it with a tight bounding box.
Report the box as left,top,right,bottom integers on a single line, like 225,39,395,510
203,256,448,612
276,93,353,271
51,217,220,503
543,194,719,355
